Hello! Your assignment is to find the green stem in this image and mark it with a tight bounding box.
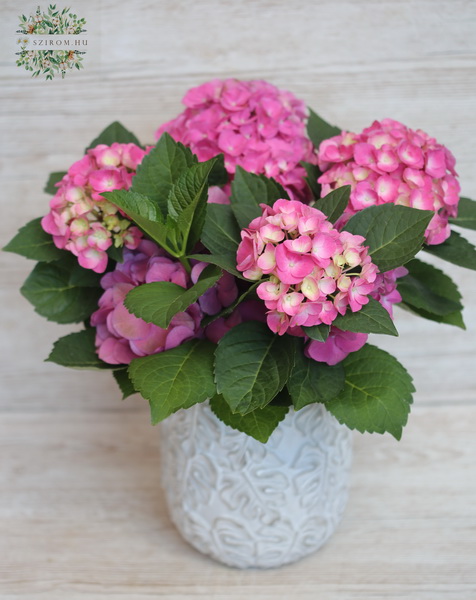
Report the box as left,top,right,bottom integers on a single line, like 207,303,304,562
179,255,191,273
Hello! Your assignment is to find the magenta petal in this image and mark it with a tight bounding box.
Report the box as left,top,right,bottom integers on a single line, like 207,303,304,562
335,329,368,353
97,337,136,365
164,325,195,350
306,338,347,366
198,289,222,315
129,325,167,356
109,303,151,340
208,186,230,204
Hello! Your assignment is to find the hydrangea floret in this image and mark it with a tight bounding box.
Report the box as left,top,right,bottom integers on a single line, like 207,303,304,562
317,118,460,245
237,199,378,336
41,142,146,273
156,78,317,201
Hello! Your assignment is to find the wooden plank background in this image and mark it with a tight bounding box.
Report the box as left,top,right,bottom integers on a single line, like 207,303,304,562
1,1,475,598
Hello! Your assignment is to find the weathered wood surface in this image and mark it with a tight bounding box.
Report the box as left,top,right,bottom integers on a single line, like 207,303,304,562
1,0,475,597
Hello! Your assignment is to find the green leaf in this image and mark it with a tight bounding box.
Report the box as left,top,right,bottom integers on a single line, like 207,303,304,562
167,158,216,254
113,368,137,399
124,264,222,328
424,230,476,271
3,217,67,262
128,340,216,424
44,171,66,194
21,261,102,323
397,259,465,329
209,395,289,443
214,322,295,415
307,108,341,149
302,324,329,342
269,387,293,407
106,244,124,264
399,303,465,329
313,186,350,223
333,296,398,336
201,203,241,256
102,190,172,253
230,167,289,229
287,348,345,410
190,202,243,279
325,344,414,440
449,197,476,231
68,262,102,287
187,253,245,279
398,259,462,315
344,204,433,272
207,153,228,187
301,161,322,201
46,329,112,369
131,132,197,215
85,121,141,151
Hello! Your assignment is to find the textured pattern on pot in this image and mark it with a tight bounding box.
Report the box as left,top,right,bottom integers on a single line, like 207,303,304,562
159,402,353,569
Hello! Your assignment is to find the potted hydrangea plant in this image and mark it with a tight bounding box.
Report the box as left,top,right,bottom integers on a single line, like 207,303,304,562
5,79,476,569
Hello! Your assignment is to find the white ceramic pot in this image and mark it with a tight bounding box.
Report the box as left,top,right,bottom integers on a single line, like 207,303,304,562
159,402,353,569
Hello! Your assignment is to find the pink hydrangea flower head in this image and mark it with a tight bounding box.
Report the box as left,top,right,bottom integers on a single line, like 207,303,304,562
41,142,148,273
156,79,318,202
90,241,203,365
236,198,379,338
317,118,461,245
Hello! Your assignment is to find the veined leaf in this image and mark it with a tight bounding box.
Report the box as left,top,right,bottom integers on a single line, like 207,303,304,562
230,167,288,228
214,322,295,415
85,121,142,151
449,197,476,231
287,348,345,410
124,264,222,328
201,203,241,256
424,230,476,271
207,153,228,187
21,260,102,324
333,296,398,336
344,204,433,272
210,395,289,443
301,161,322,201
3,217,67,262
131,132,196,215
113,368,137,399
128,340,216,424
398,259,462,315
44,171,66,194
187,252,245,279
106,244,124,264
398,258,465,329
68,262,102,287
47,329,112,369
313,186,350,223
102,190,172,253
167,158,216,254
302,324,329,342
307,108,341,149
325,344,414,440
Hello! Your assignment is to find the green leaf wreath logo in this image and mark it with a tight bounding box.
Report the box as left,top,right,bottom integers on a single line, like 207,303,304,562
16,4,87,80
